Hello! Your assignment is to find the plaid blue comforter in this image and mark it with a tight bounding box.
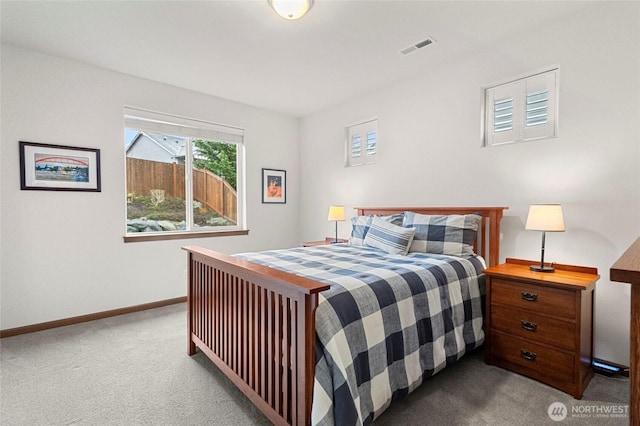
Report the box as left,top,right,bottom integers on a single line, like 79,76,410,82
237,244,485,426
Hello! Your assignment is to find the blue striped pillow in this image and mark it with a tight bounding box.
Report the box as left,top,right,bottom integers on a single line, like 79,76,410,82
349,213,404,246
363,217,415,255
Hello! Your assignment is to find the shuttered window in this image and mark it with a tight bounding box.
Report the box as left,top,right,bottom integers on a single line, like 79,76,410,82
346,119,377,167
484,68,558,146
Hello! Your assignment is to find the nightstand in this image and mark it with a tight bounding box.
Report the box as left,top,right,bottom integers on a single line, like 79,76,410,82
302,237,348,247
484,258,599,399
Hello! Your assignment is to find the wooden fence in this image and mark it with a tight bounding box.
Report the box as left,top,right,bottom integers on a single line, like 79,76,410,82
126,157,237,223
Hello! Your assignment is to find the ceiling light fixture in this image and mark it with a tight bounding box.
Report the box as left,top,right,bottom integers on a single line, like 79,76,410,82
268,0,314,20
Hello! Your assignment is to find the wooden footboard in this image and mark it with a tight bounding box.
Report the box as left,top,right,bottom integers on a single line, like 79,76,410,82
183,246,329,426
184,207,506,426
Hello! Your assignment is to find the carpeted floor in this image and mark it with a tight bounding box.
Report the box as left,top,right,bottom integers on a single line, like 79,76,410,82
0,303,629,425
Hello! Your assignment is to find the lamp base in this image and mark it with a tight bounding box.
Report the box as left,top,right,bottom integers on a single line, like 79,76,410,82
530,265,555,273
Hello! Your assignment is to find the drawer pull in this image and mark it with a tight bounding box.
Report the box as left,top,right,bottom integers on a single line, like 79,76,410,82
520,349,537,361
521,320,538,332
521,292,538,302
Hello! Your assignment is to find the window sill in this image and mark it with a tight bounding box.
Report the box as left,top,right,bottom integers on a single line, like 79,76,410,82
123,229,249,243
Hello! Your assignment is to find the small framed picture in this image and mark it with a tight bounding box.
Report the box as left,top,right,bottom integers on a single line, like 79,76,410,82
262,168,286,204
19,141,101,192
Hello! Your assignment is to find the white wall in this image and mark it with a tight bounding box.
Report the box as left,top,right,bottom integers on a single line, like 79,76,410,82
299,3,640,364
0,45,300,330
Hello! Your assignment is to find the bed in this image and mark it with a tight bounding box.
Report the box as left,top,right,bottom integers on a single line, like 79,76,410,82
183,206,506,425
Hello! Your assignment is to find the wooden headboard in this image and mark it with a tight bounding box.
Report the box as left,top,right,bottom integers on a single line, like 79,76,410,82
355,207,507,267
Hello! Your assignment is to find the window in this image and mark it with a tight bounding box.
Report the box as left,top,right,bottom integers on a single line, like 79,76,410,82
124,107,245,240
483,68,558,146
346,119,377,166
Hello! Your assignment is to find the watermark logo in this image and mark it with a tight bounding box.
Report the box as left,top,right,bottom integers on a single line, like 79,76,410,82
572,403,629,419
548,401,629,421
548,402,567,422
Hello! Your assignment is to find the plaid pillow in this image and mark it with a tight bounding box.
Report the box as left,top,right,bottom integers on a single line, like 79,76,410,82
363,217,415,255
403,212,481,256
349,213,404,246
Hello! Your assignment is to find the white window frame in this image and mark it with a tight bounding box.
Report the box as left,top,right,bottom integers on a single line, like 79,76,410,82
482,67,559,147
123,107,246,242
346,118,378,167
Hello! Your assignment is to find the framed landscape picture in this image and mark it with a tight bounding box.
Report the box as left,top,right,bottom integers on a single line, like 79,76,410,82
19,141,101,192
262,168,286,204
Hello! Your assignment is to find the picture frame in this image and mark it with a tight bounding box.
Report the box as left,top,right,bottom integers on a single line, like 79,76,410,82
261,168,286,204
19,141,102,192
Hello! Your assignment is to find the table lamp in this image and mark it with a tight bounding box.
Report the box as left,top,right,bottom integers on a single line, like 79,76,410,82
327,205,346,243
525,204,565,272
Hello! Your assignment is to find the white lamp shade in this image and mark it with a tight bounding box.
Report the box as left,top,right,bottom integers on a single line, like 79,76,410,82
525,204,565,232
327,205,346,221
269,0,313,20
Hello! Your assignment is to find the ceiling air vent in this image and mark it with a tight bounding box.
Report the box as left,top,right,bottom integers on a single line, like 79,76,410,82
400,37,436,56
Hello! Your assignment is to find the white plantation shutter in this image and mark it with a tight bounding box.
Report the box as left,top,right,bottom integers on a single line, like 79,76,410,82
494,97,514,133
351,134,362,159
484,68,558,146
523,70,557,141
366,130,377,156
347,119,377,166
526,90,548,127
485,79,524,145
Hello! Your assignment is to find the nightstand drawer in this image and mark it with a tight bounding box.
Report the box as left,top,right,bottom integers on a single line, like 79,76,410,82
490,331,575,383
490,304,576,350
491,278,575,319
